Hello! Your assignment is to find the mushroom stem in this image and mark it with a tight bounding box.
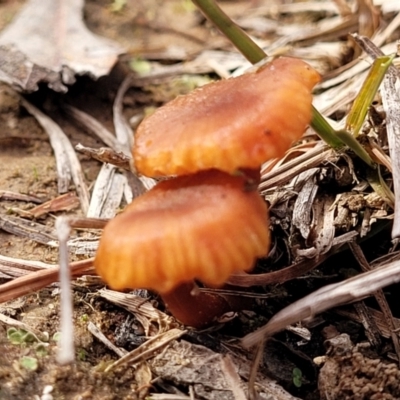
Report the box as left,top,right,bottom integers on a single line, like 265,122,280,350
161,282,250,329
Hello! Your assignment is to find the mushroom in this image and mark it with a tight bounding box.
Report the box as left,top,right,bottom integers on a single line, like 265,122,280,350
95,170,268,292
134,57,321,177
94,170,269,327
95,57,320,327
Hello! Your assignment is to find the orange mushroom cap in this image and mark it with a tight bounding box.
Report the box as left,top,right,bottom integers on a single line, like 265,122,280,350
94,170,269,294
134,57,320,177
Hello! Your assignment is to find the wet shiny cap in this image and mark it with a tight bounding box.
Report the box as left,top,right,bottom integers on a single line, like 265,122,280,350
134,57,320,177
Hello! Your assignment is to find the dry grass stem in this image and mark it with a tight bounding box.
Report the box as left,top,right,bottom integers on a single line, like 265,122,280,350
220,355,247,400
0,258,95,303
75,144,131,171
87,163,126,219
87,321,127,357
336,306,400,340
349,241,400,362
259,145,337,193
65,104,119,149
227,231,357,287
242,256,400,349
113,75,134,153
20,98,90,214
104,328,186,373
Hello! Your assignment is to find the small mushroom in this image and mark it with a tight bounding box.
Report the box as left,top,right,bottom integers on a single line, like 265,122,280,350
95,57,320,327
134,57,320,177
94,170,269,327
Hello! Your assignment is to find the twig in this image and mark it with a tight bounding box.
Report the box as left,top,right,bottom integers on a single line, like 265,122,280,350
68,217,108,230
56,217,74,365
75,144,131,171
220,355,247,400
87,321,127,358
0,258,95,303
242,255,400,348
105,328,186,372
64,105,119,149
0,190,43,203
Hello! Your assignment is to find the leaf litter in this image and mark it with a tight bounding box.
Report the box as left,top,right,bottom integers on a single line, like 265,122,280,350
0,0,400,399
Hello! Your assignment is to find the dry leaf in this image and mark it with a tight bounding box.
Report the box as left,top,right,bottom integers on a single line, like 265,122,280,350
0,0,124,92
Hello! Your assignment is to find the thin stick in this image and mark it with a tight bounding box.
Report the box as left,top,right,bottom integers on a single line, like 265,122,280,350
56,217,75,365
0,258,95,304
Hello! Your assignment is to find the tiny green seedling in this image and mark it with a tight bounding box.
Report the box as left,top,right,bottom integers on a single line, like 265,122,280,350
7,328,37,345
32,166,39,181
129,58,152,76
77,348,87,361
7,327,49,357
109,0,127,13
35,343,48,357
292,367,303,388
20,356,39,372
80,314,89,323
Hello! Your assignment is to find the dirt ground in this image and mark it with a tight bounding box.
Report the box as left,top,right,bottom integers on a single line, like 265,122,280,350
0,2,277,399
1,0,400,399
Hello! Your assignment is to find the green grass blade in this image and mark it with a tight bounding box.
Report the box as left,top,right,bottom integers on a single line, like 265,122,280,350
192,0,267,64
310,106,344,148
346,55,394,138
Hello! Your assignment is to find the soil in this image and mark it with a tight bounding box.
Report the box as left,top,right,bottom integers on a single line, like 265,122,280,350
0,2,264,399
0,1,399,399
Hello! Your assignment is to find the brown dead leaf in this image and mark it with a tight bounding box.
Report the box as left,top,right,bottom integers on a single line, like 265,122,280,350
0,0,124,92
27,192,80,218
150,340,300,400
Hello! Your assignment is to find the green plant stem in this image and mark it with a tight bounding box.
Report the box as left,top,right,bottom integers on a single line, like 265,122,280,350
335,130,375,168
310,106,344,148
192,0,267,64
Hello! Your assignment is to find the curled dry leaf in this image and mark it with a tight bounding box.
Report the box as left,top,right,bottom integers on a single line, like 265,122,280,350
0,0,124,92
150,340,300,400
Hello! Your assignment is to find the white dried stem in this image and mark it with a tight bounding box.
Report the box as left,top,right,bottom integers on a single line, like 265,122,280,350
21,98,90,214
55,217,75,365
